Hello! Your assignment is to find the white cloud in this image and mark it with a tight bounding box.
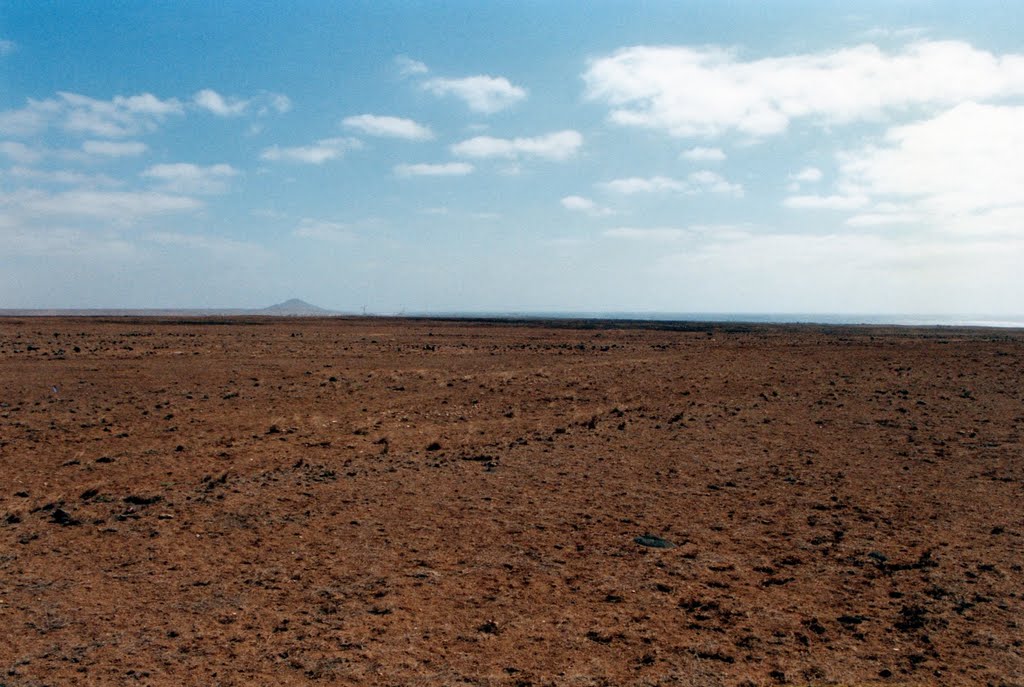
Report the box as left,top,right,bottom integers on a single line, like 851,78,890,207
783,194,869,209
688,170,743,195
260,137,360,164
396,56,429,76
293,219,355,243
781,103,1024,235
342,114,434,140
600,171,741,195
561,195,613,217
192,89,290,117
681,146,726,161
0,223,138,258
82,140,148,157
394,162,474,177
142,163,239,195
59,92,184,137
424,75,527,113
452,130,582,161
840,102,1024,217
859,27,928,41
0,39,15,56
193,89,249,117
0,105,51,137
602,175,687,194
584,41,1024,138
845,211,923,227
0,141,42,164
3,189,201,220
0,91,184,138
653,230,1024,314
145,231,270,260
1,166,120,187
789,166,823,183
262,93,292,115
605,227,688,241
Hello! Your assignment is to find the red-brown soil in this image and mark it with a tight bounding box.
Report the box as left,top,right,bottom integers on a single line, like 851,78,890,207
1,317,1021,686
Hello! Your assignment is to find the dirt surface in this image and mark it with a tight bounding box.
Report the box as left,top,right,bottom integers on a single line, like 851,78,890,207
1,317,1022,686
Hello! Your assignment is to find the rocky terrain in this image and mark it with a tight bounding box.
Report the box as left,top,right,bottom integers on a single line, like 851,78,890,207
0,317,1021,686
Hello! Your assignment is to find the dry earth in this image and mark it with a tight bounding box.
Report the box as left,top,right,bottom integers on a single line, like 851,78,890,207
0,317,1021,686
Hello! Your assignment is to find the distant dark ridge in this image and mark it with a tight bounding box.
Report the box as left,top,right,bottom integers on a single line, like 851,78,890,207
0,299,339,318
256,299,333,315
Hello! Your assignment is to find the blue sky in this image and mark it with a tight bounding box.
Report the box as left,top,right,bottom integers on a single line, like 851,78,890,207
2,1,1023,314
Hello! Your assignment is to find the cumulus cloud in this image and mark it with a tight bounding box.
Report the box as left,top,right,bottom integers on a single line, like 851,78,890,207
602,171,742,195
0,141,42,164
688,170,743,195
3,189,201,220
1,166,120,187
293,218,355,243
342,114,434,140
142,163,239,195
602,176,687,194
192,89,290,117
781,103,1024,234
604,227,688,240
396,56,429,76
394,162,473,177
789,166,823,183
262,93,292,115
424,75,527,113
145,231,270,261
0,106,50,137
561,195,613,217
681,146,726,161
653,230,1024,314
0,39,15,56
845,211,923,227
0,91,184,138
82,140,148,157
840,102,1024,217
260,137,360,164
584,40,1024,138
451,130,582,161
783,194,869,209
193,89,249,117
60,92,184,137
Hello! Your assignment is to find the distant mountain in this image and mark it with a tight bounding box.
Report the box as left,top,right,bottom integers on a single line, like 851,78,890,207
255,299,333,316
0,298,338,317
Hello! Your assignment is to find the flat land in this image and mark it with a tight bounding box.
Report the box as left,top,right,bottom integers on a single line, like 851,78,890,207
0,317,1021,686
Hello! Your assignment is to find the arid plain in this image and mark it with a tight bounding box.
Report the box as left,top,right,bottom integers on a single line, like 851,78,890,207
0,317,1021,686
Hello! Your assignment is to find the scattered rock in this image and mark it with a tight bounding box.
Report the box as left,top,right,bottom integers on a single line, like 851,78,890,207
124,495,161,506
635,534,674,549
50,508,80,526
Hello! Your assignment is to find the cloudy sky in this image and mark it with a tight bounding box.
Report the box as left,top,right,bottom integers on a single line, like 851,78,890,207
2,1,1023,314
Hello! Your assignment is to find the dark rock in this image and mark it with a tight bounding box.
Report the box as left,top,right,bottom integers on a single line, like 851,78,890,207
124,495,161,506
895,605,928,632
477,620,499,634
635,534,674,549
50,508,80,526
837,614,867,627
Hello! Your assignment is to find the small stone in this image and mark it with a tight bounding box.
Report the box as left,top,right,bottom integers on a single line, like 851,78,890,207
635,534,674,549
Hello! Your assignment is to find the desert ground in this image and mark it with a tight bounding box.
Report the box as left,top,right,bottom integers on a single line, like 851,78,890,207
0,317,1021,686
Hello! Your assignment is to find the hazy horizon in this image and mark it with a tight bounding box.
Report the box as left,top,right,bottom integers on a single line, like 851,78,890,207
2,2,1023,314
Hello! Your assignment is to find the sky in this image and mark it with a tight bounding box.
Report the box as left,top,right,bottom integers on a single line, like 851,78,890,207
2,1,1023,314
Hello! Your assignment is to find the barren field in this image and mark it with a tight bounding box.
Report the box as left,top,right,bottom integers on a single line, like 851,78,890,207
0,317,1021,686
